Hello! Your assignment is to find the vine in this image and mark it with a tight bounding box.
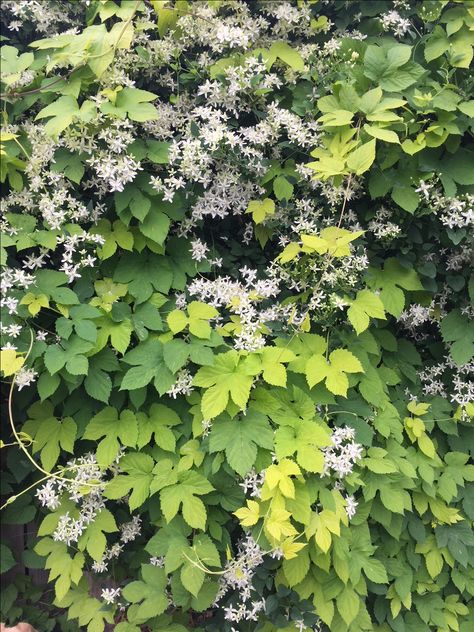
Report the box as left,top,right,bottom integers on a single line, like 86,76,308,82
1,2,473,632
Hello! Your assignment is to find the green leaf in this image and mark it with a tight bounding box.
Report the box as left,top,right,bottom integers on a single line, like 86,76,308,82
268,41,304,71
84,407,137,466
364,44,425,91
282,547,310,586
137,403,180,450
50,149,84,183
101,88,158,122
442,149,474,185
122,565,168,619
255,346,296,387
147,140,170,163
121,339,175,395
347,289,386,335
209,410,273,475
139,210,170,244
37,372,60,401
65,354,88,375
181,563,204,597
163,339,190,373
194,350,259,418
246,198,275,224
364,124,399,144
391,185,420,212
0,544,16,573
34,538,84,600
440,309,474,365
366,258,423,317
306,348,363,397
346,140,376,175
336,586,360,626
77,509,117,561
104,452,155,510
275,420,331,473
319,109,354,127
273,175,294,200
364,558,388,583
44,345,67,375
84,364,112,403
160,471,214,530
425,26,450,62
459,100,474,117
23,404,77,471
36,96,79,136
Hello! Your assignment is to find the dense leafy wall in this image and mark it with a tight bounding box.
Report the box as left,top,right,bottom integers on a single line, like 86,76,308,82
0,1,473,631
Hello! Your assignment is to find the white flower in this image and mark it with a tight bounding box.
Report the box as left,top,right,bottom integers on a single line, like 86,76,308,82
344,494,358,519
15,367,38,391
149,556,165,567
120,516,142,543
166,368,194,399
101,587,121,605
190,237,209,262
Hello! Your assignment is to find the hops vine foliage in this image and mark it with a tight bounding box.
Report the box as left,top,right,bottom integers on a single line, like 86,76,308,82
0,1,473,632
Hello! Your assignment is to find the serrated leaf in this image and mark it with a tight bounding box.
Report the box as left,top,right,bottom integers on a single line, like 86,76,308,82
209,411,273,475
194,350,259,418
306,348,363,397
364,558,388,583
336,586,360,626
347,289,386,335
346,139,376,175
160,471,214,530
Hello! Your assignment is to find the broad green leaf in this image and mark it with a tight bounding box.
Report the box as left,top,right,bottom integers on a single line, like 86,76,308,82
273,175,294,200
347,289,386,335
194,351,259,418
366,258,423,317
77,509,117,561
137,403,180,450
122,564,168,619
364,124,399,144
209,411,273,475
246,198,275,224
160,471,214,530
306,348,363,397
104,452,155,510
346,139,376,175
364,558,388,583
84,407,137,466
336,586,360,626
268,41,304,71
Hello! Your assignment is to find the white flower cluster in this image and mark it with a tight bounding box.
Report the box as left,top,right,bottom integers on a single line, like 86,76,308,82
188,266,281,351
120,515,142,543
368,207,402,241
416,180,474,231
321,426,363,478
239,469,265,498
92,543,124,574
420,357,474,406
2,0,83,35
14,366,38,391
215,535,265,624
343,494,358,520
166,368,194,399
380,10,412,37
101,587,121,605
398,303,435,340
36,453,104,508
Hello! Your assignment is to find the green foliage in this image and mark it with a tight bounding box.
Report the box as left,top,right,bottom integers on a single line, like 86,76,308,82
1,2,473,632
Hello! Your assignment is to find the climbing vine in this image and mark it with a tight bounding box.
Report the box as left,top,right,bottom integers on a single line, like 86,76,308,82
1,1,473,632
